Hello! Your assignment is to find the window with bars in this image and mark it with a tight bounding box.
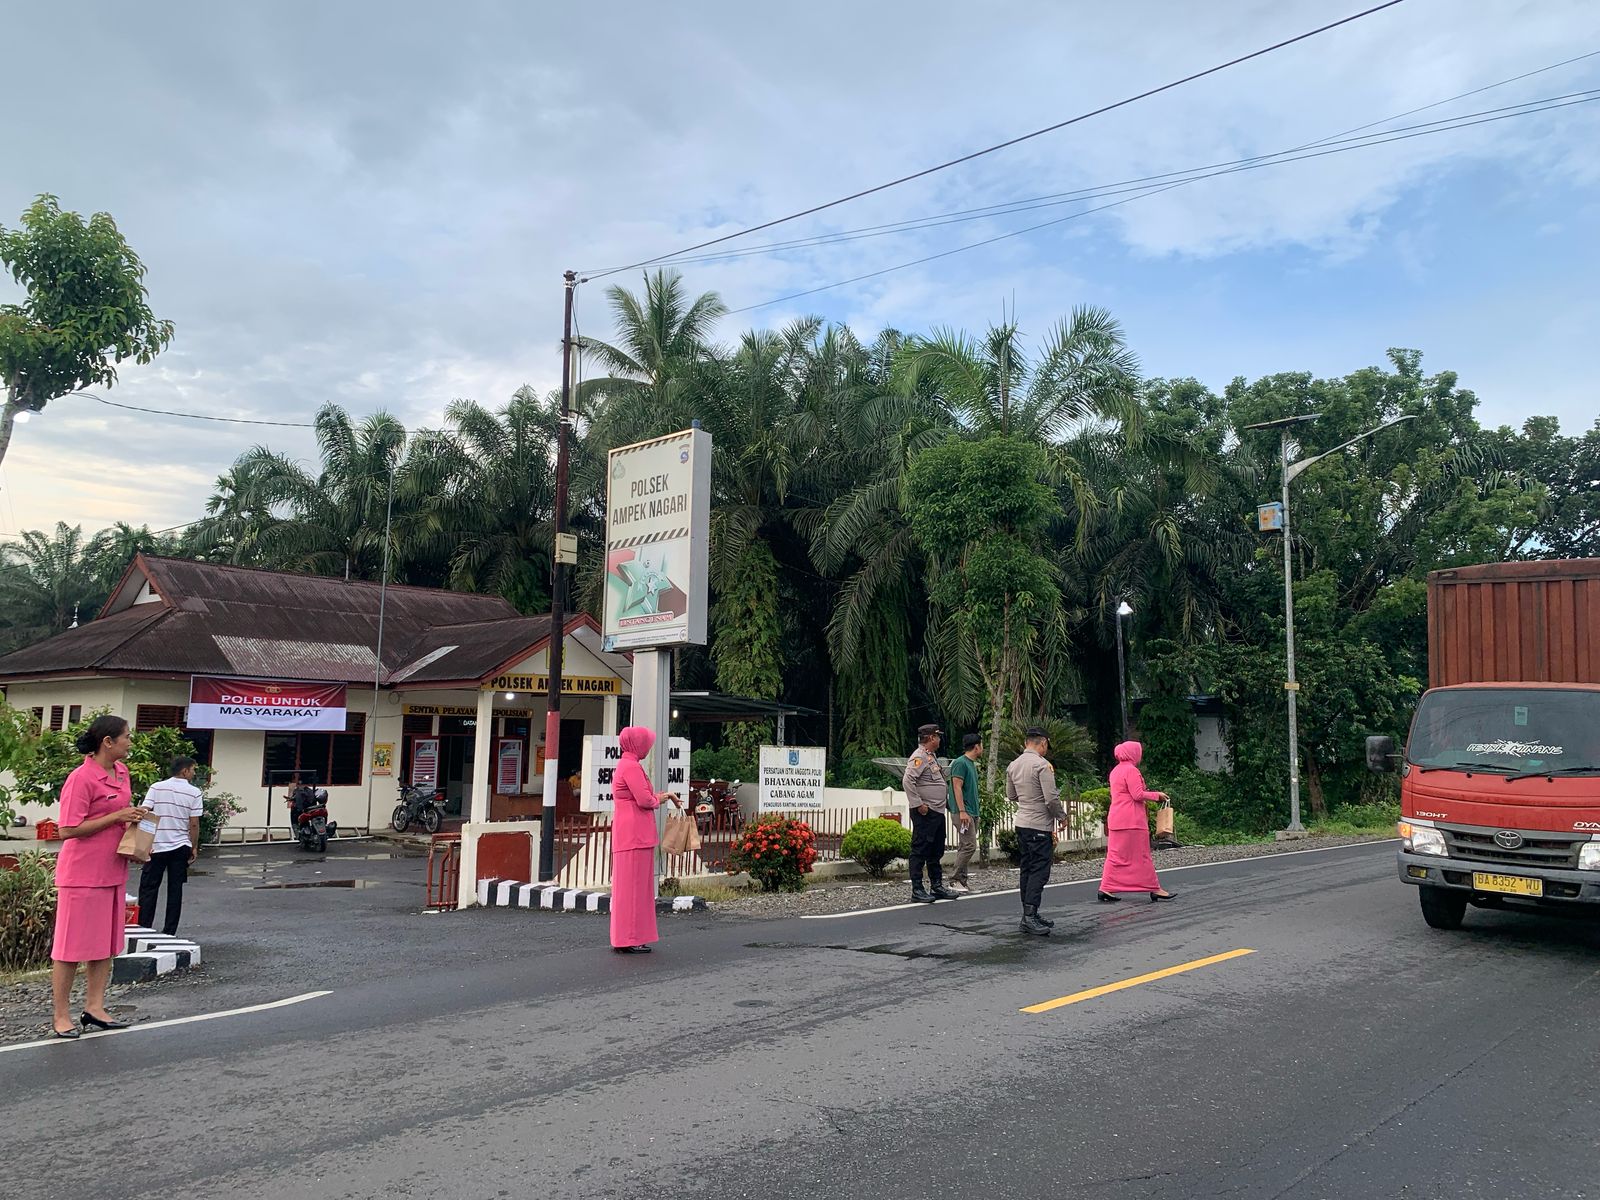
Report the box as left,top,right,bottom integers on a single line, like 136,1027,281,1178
30,708,44,731
262,713,367,787
68,705,82,725
133,704,214,767
49,706,64,731
135,705,186,731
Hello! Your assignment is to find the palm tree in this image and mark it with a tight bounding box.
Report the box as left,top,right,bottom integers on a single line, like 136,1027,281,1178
577,268,728,436
203,405,410,581
0,522,107,643
417,389,564,613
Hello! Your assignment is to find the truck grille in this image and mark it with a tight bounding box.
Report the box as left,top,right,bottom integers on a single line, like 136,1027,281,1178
1441,826,1585,869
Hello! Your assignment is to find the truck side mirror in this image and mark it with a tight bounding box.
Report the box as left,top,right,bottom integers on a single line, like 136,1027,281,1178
1365,735,1397,773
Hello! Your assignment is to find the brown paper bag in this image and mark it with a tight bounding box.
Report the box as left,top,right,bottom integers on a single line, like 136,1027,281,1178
117,816,156,863
1154,803,1175,839
662,812,702,855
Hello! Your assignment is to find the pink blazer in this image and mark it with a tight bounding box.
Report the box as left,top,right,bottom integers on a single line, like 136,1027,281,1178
611,752,662,852
1107,740,1161,832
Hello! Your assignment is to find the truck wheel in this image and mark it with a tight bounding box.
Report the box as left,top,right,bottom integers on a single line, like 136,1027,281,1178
1418,886,1468,930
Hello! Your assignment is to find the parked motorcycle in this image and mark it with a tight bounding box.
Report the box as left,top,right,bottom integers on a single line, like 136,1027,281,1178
286,784,334,852
691,778,742,835
391,783,444,835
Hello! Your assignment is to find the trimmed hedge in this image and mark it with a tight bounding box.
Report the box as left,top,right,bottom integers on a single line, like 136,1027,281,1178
841,818,912,877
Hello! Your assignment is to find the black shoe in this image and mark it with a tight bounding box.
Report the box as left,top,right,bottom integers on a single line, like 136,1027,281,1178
1153,838,1183,851
1097,891,1120,903
1020,905,1051,936
910,886,936,904
80,1012,128,1031
930,885,960,901
611,945,653,954
1038,912,1055,928
51,1025,80,1040
1151,891,1176,902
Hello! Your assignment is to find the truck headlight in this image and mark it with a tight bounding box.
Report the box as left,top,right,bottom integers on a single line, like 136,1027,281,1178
1399,823,1447,856
1579,843,1600,871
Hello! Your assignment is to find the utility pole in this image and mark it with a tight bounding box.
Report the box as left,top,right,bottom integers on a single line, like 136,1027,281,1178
1278,425,1304,833
539,270,578,881
1246,412,1414,835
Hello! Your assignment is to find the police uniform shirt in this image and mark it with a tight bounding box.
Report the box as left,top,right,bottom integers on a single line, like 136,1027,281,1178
1007,748,1065,831
902,745,949,812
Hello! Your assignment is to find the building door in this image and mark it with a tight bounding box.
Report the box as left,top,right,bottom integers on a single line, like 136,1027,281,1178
438,715,479,816
557,718,586,779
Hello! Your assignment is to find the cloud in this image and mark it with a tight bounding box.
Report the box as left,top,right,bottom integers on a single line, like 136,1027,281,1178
2,0,1598,538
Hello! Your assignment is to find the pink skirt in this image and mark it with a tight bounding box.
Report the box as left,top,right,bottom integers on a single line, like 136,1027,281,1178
610,848,659,949
53,885,125,963
1100,828,1163,894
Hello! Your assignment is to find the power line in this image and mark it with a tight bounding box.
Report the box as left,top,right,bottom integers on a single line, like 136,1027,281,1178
589,0,1410,279
591,56,1600,273
71,390,314,428
723,91,1600,316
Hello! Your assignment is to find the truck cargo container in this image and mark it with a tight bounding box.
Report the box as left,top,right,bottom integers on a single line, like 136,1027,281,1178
1368,559,1600,930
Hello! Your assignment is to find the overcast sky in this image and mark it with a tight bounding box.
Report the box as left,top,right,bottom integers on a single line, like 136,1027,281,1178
2,0,1597,538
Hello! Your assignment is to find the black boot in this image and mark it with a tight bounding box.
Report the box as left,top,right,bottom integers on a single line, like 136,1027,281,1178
1037,909,1055,928
911,884,935,903
1020,905,1051,936
930,882,960,901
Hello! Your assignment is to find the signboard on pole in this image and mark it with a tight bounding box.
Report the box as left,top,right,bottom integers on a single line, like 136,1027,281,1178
496,738,525,792
758,746,827,812
1256,502,1285,532
602,427,712,651
187,676,347,731
411,739,440,787
579,735,691,813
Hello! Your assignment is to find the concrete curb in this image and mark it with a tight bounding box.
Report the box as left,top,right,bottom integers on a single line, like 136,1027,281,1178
114,923,203,983
474,877,707,914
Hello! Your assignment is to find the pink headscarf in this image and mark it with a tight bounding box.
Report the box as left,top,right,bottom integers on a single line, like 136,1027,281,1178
1113,740,1143,766
618,725,656,760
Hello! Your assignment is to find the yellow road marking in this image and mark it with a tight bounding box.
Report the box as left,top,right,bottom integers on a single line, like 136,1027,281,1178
1021,948,1256,1013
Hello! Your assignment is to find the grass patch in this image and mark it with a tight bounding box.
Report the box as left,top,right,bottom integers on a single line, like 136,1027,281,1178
0,965,50,987
1307,802,1401,837
673,882,748,904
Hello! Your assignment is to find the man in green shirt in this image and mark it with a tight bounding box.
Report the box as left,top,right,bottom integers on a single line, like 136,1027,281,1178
947,733,983,893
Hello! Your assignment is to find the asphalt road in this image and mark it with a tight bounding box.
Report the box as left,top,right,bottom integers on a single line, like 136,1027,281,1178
5,840,1598,1200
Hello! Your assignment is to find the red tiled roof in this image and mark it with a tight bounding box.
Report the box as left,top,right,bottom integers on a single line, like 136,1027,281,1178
0,555,553,685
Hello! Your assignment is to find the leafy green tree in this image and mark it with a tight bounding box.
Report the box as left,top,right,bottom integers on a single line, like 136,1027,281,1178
905,436,1059,790
0,194,175,468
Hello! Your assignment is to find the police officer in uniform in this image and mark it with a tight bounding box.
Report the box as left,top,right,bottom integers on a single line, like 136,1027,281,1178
903,724,959,903
1007,726,1065,935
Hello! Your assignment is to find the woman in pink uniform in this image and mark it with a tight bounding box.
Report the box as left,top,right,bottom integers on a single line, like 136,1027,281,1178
51,715,151,1038
1098,740,1175,903
609,725,682,955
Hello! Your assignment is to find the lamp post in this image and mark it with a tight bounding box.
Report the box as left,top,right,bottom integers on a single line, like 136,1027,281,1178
364,458,396,835
1120,601,1132,742
1115,600,1133,740
1244,413,1415,833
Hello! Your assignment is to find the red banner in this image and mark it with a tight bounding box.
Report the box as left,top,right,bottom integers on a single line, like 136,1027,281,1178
187,676,348,731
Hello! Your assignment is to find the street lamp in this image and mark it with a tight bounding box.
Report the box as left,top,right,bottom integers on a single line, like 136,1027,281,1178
1244,412,1416,833
1115,600,1134,740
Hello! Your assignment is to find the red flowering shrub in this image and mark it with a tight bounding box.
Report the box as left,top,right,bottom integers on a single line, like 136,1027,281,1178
725,815,817,892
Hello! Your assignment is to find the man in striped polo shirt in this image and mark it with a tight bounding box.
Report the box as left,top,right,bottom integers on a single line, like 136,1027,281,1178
137,756,204,936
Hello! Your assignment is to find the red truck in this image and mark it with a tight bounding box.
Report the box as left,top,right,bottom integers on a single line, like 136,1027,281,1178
1368,559,1600,930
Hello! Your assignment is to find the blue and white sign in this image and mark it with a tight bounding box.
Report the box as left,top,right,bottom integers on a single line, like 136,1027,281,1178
758,745,826,812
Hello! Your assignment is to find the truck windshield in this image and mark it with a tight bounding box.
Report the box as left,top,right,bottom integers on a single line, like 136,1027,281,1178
1408,688,1600,774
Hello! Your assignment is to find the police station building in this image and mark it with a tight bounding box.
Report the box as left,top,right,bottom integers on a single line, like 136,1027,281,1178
0,555,633,835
